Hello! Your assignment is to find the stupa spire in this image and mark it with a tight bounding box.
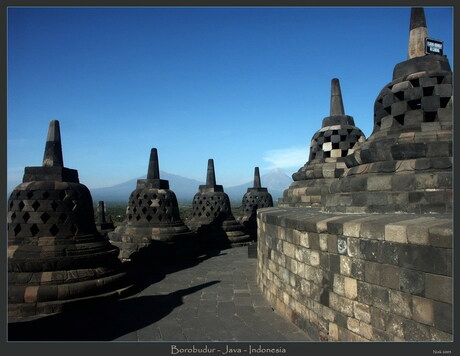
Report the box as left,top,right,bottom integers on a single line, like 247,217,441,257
330,78,345,116
408,7,428,59
42,120,64,167
254,167,261,188
206,159,217,186
147,148,160,180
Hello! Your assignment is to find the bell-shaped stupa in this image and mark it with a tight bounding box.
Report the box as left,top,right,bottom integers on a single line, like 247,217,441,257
240,167,273,238
108,148,195,260
280,78,366,207
7,120,130,317
187,159,250,247
324,7,452,213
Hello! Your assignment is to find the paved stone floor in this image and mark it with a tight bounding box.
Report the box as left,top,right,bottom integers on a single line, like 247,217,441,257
8,246,313,342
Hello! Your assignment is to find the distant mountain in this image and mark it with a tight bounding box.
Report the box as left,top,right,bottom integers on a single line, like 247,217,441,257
225,168,292,203
89,168,293,204
90,171,204,203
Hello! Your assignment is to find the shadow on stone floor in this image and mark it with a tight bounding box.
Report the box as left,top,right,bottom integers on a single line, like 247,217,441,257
8,281,220,341
8,246,228,342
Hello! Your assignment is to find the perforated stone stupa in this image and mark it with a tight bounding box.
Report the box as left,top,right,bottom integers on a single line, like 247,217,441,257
187,159,250,247
324,7,452,213
280,78,366,207
7,120,130,317
108,148,195,260
240,167,273,238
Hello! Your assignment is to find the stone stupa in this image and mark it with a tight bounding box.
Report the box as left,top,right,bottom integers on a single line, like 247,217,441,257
187,159,251,247
7,120,131,317
280,78,366,207
108,148,196,261
324,7,452,214
239,167,273,239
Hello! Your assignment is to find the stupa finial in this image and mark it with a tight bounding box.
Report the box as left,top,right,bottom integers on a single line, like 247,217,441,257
254,167,261,188
147,148,160,180
42,120,64,167
206,159,217,186
330,78,345,116
408,7,428,59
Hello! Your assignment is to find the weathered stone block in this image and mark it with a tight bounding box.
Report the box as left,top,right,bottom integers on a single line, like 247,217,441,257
412,296,434,326
433,301,452,334
399,268,425,296
389,290,412,319
402,319,431,341
425,273,452,304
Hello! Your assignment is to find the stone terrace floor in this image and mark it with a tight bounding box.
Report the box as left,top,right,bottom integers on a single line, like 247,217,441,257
8,245,313,342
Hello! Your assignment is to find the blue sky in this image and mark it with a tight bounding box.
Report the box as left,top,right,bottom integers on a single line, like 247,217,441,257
7,6,453,192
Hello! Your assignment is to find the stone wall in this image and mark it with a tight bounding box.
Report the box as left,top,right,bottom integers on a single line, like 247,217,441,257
257,207,452,341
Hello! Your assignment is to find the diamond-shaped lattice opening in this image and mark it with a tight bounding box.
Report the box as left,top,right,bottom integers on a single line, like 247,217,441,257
9,201,14,209
128,214,132,220
146,215,152,222
136,193,140,199
198,212,202,217
58,213,68,223
40,212,51,223
152,207,157,214
18,201,25,211
133,207,137,213
158,215,163,221
30,224,40,236
23,212,30,223
70,200,78,211
206,212,210,217
32,200,40,211
142,207,147,214
152,194,157,199
70,224,78,235
10,212,17,220
15,191,21,198
51,201,58,211
143,194,148,199
158,200,163,206
26,191,34,199
202,206,206,211
49,224,59,236
42,191,50,199
147,200,153,206
163,207,167,213
135,215,141,221
13,224,21,236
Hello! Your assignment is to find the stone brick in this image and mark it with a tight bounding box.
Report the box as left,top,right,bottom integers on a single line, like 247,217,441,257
380,264,400,290
428,224,452,248
333,274,345,296
430,328,453,342
353,301,371,324
402,319,431,341
399,244,452,276
329,254,340,274
329,322,339,341
425,274,452,304
412,296,434,326
385,222,408,243
310,250,320,267
386,314,406,340
344,277,358,300
319,252,330,271
370,306,389,331
364,261,381,284
308,233,320,250
327,234,338,254
357,281,372,306
340,255,351,276
329,292,354,317
389,290,412,319
350,259,365,281
372,284,390,311
399,268,425,296
433,301,452,334
319,234,328,251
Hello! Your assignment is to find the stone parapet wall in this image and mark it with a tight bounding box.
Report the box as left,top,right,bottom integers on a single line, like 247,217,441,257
257,207,452,341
